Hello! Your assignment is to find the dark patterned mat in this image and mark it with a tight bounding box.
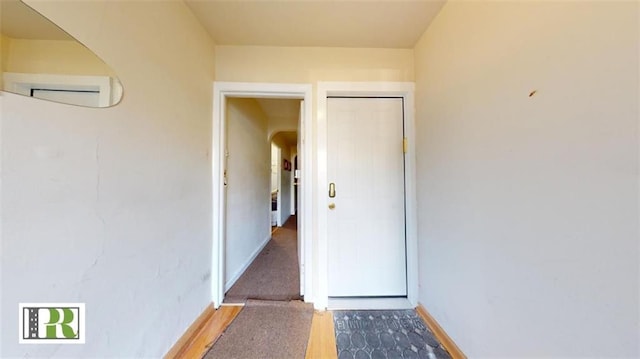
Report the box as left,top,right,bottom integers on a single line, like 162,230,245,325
332,310,452,359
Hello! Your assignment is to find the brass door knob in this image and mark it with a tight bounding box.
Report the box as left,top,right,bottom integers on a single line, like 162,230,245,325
328,203,336,210
329,183,336,198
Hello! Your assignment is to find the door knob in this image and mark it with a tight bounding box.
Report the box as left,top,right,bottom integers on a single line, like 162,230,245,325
329,183,336,198
328,203,336,210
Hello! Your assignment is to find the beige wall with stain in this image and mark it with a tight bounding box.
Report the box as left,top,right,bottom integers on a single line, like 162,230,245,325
414,1,639,357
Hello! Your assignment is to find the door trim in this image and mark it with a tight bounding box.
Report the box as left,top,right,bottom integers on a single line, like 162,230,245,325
317,82,417,310
212,82,313,308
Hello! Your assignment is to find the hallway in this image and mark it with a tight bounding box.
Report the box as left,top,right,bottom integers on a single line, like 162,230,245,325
175,215,459,359
205,216,314,359
225,215,300,303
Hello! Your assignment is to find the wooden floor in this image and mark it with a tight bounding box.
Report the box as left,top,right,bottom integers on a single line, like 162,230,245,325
168,305,244,359
305,310,338,359
167,304,465,359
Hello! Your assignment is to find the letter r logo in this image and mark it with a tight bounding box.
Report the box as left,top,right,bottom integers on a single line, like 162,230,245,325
46,308,78,339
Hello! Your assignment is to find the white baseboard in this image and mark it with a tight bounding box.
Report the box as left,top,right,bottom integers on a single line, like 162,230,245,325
224,234,272,291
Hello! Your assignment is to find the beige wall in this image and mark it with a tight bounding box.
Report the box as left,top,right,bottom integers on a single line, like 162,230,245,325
225,98,271,288
414,1,639,357
0,33,9,72
268,114,298,139
216,45,414,83
1,1,215,357
3,37,115,76
260,98,300,139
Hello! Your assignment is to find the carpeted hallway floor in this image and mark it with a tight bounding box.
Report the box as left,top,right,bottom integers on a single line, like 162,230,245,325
206,216,311,359
203,300,313,359
224,215,301,303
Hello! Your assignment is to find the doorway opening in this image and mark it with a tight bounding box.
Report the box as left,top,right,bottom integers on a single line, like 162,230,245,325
270,131,298,232
271,143,282,231
212,82,313,308
223,99,301,303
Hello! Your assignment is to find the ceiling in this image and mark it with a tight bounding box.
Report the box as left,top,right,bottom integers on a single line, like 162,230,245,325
255,98,300,147
272,131,298,148
3,0,446,47
1,0,72,40
185,0,446,49
256,98,300,120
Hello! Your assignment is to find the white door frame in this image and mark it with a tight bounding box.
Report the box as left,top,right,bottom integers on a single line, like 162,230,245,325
316,82,418,310
212,82,313,308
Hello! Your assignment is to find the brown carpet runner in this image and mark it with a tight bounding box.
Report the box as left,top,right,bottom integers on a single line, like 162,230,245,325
204,300,313,359
224,216,300,303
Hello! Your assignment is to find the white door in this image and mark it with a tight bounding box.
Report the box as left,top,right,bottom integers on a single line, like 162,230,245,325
327,97,407,297
297,100,304,295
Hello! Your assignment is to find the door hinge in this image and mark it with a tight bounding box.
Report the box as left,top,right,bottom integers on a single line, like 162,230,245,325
403,137,408,154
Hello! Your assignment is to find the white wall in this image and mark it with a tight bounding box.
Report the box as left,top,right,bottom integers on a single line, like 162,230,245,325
280,160,292,225
414,1,639,357
225,98,271,288
1,1,216,357
278,141,292,226
271,143,279,193
270,139,293,228
271,134,294,227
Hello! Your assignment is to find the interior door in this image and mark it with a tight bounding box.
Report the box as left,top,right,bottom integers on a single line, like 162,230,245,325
327,97,407,297
298,100,304,295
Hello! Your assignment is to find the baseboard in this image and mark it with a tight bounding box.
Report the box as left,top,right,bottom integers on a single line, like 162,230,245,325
165,304,243,359
416,303,467,359
164,303,215,359
224,233,272,291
